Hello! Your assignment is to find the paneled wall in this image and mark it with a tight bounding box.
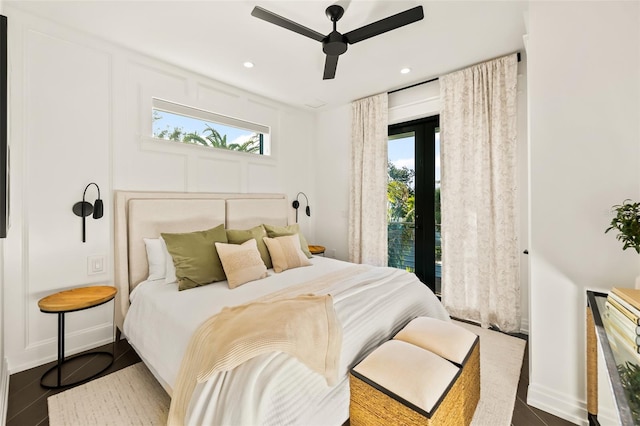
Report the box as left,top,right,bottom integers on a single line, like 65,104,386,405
3,7,316,373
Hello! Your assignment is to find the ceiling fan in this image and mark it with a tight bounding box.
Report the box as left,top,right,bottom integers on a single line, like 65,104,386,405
251,4,424,80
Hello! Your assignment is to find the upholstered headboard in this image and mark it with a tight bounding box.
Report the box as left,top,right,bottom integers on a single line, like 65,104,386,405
113,191,292,331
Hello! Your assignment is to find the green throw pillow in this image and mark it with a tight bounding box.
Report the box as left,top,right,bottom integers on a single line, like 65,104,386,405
263,223,312,258
226,225,272,269
162,224,228,291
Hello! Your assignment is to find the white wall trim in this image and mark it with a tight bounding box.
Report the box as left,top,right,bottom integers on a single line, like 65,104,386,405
527,383,588,426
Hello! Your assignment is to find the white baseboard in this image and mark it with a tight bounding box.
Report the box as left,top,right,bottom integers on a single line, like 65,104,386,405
527,383,588,426
8,323,114,374
520,316,529,334
1,357,9,426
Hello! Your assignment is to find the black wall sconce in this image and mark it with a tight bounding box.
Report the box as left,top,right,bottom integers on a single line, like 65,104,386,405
72,183,103,243
292,192,311,223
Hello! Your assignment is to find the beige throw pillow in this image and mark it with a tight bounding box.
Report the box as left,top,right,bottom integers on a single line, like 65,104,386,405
263,223,313,258
263,234,312,273
226,225,272,269
215,239,269,289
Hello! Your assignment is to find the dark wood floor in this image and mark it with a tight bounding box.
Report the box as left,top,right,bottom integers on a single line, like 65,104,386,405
511,340,576,426
6,335,575,426
6,338,142,426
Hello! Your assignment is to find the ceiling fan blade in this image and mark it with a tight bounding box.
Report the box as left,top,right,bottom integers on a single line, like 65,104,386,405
323,55,339,80
344,6,424,44
251,6,325,42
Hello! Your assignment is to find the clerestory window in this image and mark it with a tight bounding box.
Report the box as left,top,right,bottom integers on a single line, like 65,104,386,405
151,98,271,156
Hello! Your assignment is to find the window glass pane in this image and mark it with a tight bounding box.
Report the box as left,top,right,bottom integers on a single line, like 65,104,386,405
151,99,270,156
387,132,415,273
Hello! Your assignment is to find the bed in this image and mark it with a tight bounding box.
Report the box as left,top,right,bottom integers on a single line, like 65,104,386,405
114,191,450,425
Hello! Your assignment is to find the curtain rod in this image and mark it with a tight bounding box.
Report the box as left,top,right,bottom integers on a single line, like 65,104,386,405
388,51,521,95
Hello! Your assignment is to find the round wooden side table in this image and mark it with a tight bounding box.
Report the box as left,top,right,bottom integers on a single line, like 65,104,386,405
308,245,326,256
38,285,117,389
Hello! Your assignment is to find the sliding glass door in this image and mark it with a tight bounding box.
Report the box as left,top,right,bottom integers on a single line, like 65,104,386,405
388,116,440,294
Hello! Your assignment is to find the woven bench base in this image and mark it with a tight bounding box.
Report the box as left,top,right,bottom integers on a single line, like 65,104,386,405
350,342,480,426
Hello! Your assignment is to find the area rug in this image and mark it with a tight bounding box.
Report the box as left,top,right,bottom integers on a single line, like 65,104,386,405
454,320,527,426
48,322,526,426
47,362,170,426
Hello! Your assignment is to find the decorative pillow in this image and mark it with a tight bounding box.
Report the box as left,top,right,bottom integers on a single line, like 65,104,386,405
226,225,272,269
263,223,313,258
215,239,269,289
160,237,178,284
161,224,228,291
263,234,312,273
143,238,165,281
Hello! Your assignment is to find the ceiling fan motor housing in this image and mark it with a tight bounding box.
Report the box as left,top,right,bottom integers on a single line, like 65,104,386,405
323,32,348,55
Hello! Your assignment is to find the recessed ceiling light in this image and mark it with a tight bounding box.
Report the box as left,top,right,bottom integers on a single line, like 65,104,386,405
243,61,255,68
400,67,411,74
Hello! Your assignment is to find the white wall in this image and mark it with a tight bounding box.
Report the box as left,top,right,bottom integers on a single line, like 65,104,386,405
527,2,640,424
315,65,530,333
314,104,350,261
3,7,316,373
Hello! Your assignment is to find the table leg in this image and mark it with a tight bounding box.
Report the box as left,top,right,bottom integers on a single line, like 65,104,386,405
40,298,116,389
57,312,65,387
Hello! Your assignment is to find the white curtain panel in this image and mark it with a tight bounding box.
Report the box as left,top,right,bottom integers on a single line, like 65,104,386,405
440,54,520,332
349,93,389,266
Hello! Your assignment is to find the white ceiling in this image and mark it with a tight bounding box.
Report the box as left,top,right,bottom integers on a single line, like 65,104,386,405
8,0,528,110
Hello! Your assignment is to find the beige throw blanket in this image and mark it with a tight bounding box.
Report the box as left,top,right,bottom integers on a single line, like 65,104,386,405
167,294,342,426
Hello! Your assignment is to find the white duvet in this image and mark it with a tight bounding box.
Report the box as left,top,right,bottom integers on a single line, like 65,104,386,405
124,257,449,426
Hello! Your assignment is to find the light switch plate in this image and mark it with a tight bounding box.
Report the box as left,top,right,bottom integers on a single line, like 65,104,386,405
88,255,106,275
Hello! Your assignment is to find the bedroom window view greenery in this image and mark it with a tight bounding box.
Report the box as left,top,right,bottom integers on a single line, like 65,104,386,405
151,98,271,156
617,361,640,423
387,160,416,272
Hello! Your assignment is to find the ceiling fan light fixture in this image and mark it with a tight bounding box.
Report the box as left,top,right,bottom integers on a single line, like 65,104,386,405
243,61,255,68
400,67,411,74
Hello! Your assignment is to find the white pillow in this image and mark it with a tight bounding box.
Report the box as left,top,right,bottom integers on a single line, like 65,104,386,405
143,238,166,281
160,237,178,284
142,237,177,284
215,239,268,289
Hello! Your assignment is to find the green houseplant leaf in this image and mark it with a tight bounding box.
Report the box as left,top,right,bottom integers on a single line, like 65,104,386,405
617,361,640,423
606,199,640,254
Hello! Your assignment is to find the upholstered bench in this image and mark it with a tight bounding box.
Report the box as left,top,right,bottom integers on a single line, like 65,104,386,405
349,318,480,425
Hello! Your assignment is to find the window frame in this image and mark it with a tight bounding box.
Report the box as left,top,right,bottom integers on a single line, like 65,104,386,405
388,115,440,294
151,98,271,156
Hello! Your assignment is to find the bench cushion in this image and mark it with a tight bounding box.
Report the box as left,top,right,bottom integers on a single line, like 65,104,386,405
352,339,459,414
394,317,478,365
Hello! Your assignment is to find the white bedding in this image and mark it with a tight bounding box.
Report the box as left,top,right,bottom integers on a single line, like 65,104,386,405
124,256,449,425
